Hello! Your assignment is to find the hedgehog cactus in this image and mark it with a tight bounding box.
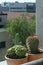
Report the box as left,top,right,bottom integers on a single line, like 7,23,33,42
7,45,27,58
26,35,39,54
7,47,15,58
14,45,27,57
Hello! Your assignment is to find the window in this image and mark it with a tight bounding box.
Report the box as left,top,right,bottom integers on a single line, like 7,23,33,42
0,17,2,22
26,4,36,12
0,25,4,28
10,7,26,9
0,41,6,48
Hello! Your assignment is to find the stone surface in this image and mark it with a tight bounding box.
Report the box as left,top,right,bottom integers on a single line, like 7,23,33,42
36,0,43,49
0,61,7,65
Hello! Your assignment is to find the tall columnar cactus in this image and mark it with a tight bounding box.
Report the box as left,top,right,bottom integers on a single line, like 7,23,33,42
13,33,22,45
26,35,39,54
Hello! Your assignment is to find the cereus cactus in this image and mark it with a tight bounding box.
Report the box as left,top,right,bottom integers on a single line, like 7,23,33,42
26,35,39,54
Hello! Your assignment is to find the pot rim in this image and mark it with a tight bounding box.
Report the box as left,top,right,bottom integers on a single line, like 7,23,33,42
5,53,28,60
28,48,43,55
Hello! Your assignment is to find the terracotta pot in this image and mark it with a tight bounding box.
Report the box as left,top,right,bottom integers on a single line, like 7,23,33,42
26,35,43,62
5,55,28,65
28,48,43,62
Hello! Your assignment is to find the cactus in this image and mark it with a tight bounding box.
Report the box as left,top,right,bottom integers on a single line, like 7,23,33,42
13,33,22,45
7,47,15,58
14,45,27,57
26,35,39,54
7,45,27,58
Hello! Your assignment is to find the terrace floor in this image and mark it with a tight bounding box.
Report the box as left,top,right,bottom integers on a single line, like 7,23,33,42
0,61,7,65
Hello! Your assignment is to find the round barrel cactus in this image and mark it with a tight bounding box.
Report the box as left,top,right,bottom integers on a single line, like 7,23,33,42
7,47,15,58
7,45,27,59
14,45,27,57
26,35,39,54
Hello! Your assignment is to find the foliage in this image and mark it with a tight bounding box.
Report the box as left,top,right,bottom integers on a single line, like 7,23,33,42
7,47,15,58
6,14,30,45
26,36,39,54
14,45,26,57
6,14,36,45
28,15,36,35
7,45,27,58
13,33,22,45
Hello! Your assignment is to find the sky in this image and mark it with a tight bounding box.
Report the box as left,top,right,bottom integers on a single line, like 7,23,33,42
0,0,36,3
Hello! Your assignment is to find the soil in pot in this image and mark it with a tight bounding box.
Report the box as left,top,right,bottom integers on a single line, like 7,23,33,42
5,54,28,65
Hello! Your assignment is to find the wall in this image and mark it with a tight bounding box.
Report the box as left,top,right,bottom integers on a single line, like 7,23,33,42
0,30,13,61
0,13,13,61
36,0,43,49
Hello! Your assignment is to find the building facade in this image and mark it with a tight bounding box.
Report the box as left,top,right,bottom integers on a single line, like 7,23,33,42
0,2,36,12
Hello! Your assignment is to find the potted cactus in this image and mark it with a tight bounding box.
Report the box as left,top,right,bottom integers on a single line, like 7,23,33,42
5,45,28,65
26,35,43,61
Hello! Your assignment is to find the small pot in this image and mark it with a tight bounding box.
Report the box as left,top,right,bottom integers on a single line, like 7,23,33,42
28,48,43,62
5,55,28,65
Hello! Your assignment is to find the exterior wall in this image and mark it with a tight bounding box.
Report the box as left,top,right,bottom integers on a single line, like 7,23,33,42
9,3,26,12
8,3,36,12
0,14,7,26
0,2,36,13
6,12,35,20
0,13,13,61
2,7,9,12
0,30,13,61
36,0,43,49
0,4,2,11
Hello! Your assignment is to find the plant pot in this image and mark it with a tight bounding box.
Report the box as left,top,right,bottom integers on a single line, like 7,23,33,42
28,48,43,62
5,55,28,65
26,35,43,61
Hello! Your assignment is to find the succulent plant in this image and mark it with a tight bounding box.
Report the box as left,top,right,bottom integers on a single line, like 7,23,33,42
7,45,27,59
14,45,27,57
7,47,15,58
6,15,30,45
13,33,22,45
26,35,39,54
